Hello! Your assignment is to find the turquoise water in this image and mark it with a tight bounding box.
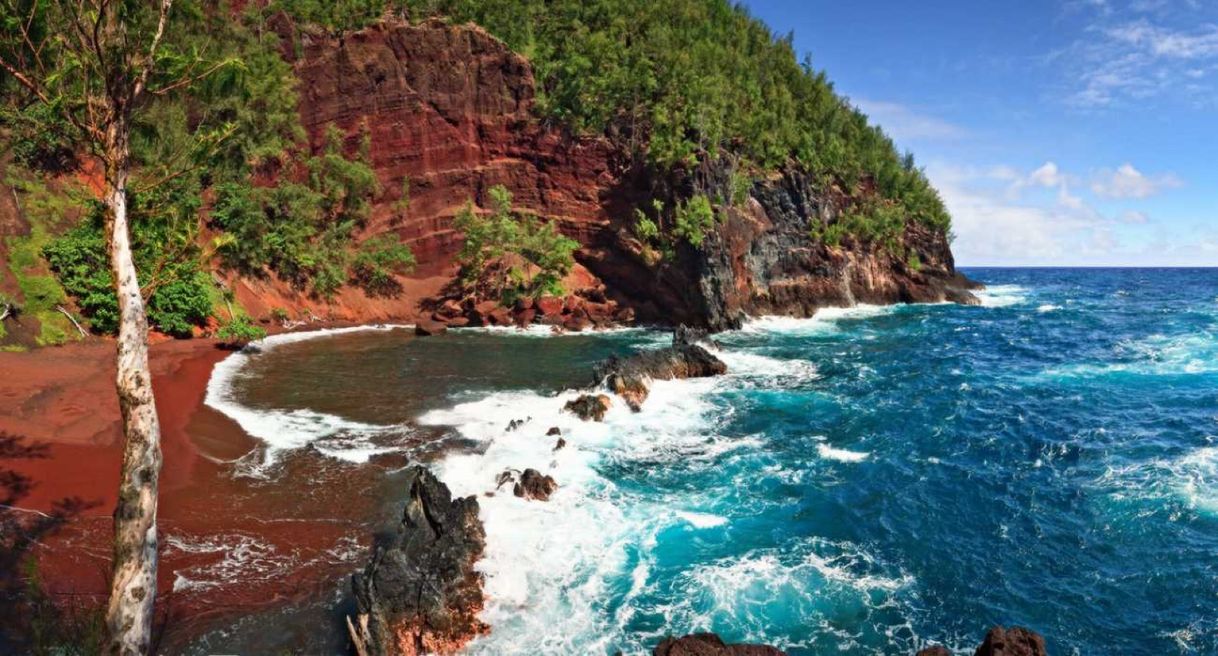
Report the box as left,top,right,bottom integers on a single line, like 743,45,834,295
211,268,1218,654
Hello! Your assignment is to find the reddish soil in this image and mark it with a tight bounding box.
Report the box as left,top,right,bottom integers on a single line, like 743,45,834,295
0,337,387,648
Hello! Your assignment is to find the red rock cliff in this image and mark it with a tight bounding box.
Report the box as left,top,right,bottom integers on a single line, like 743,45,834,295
234,18,975,329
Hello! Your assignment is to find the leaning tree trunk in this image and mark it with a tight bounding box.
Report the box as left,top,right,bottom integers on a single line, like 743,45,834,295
102,119,163,656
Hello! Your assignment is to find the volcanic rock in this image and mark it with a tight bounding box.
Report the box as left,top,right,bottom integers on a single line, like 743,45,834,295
512,468,558,501
653,633,786,656
915,625,1046,656
546,426,562,436
595,326,727,411
974,626,1047,656
349,466,486,656
565,394,612,421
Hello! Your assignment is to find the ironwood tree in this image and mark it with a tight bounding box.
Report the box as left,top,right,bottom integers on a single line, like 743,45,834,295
0,1,229,653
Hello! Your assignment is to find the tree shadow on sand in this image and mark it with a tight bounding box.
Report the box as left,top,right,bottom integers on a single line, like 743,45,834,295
0,430,104,651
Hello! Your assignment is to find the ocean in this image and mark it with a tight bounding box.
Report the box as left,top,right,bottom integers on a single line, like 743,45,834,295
198,268,1218,655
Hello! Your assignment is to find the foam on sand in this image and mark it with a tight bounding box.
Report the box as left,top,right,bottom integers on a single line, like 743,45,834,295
204,325,410,473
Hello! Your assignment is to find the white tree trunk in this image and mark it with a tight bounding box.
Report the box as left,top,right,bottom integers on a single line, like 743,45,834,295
102,134,163,655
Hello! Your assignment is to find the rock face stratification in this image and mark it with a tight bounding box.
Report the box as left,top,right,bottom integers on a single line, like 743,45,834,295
229,17,978,330
349,466,487,656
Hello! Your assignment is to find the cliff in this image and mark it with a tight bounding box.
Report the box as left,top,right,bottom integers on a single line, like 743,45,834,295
236,17,977,331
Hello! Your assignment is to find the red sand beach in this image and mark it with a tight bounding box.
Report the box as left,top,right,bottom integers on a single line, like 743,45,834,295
0,336,385,648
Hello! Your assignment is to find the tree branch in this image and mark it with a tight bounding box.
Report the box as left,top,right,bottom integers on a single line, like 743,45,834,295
132,0,174,101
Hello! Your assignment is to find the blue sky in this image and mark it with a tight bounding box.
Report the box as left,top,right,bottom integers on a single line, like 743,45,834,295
742,0,1218,266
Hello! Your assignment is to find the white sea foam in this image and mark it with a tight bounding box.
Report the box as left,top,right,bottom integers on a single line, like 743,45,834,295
1043,331,1218,379
974,284,1027,308
165,532,291,594
817,444,870,463
417,367,758,654
204,325,411,473
739,304,898,335
459,324,648,338
1097,446,1218,518
1037,304,1062,313
675,510,729,529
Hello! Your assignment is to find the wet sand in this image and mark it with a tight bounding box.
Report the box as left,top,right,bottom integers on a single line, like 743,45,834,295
0,336,392,649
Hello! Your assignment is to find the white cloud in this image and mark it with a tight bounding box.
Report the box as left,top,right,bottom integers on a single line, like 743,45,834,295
1089,163,1183,198
927,163,1108,264
1119,209,1151,223
851,99,968,142
1062,17,1218,107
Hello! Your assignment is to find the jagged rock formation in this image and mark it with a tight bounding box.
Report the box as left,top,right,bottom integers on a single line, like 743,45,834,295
564,394,612,421
653,633,786,656
595,326,727,410
916,626,1047,656
348,466,486,656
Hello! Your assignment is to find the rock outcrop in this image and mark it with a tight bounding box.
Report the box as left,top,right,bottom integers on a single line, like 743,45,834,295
513,468,558,501
916,625,1047,656
595,326,727,410
564,394,612,422
653,633,786,656
349,466,486,656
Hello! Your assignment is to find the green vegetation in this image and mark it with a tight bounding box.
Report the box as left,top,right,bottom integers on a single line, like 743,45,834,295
351,234,416,297
453,185,578,302
216,315,267,346
394,0,950,236
672,195,717,248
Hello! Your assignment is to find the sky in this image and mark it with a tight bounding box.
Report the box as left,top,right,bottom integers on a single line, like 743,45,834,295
742,0,1218,266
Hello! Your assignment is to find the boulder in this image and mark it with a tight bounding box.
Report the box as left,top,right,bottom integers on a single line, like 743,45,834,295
915,625,1046,656
563,314,591,332
974,626,1046,656
653,633,785,656
415,318,448,336
348,466,486,656
437,299,463,318
564,394,612,421
445,316,470,328
553,437,566,451
513,468,558,501
488,307,511,326
535,295,564,319
513,307,537,327
546,427,562,436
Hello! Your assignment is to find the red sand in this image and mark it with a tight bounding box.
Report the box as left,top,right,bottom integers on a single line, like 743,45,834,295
0,336,383,646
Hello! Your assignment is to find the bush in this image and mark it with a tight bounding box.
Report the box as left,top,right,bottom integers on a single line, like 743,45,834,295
673,195,717,247
216,315,267,346
351,234,415,297
453,185,578,301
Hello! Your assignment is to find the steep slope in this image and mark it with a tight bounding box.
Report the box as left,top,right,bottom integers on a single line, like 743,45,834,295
269,17,976,330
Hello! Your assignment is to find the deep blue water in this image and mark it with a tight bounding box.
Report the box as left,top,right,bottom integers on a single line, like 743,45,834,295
213,268,1218,655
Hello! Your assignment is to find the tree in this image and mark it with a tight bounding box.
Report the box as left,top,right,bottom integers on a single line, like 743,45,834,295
0,2,228,652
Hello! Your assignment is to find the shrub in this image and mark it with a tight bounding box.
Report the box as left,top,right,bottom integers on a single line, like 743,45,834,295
453,185,578,301
216,315,267,346
351,234,415,297
673,195,717,247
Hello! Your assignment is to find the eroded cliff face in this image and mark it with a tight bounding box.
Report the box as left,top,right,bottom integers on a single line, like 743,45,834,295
238,17,974,330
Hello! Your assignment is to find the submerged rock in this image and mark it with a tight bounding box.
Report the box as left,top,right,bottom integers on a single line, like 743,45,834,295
513,468,558,501
348,466,486,656
653,633,786,656
565,394,612,421
916,625,1047,656
595,326,727,411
